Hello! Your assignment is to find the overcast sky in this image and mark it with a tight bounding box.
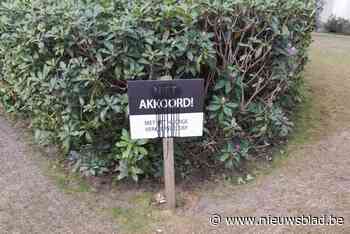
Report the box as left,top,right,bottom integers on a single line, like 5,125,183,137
322,0,350,21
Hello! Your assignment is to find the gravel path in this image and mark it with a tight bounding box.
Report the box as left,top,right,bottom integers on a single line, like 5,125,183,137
191,129,350,233
0,119,118,234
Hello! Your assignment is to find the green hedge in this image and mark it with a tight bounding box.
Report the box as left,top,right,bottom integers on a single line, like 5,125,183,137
0,0,315,181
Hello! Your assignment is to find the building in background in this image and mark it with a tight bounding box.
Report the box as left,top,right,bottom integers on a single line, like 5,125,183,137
321,0,350,22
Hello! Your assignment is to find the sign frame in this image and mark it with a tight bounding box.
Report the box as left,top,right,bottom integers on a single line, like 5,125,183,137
127,79,205,140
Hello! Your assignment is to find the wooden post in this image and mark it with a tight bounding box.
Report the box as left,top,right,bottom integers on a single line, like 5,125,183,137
163,137,176,210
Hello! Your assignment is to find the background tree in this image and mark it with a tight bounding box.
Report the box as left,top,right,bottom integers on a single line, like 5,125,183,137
316,0,325,31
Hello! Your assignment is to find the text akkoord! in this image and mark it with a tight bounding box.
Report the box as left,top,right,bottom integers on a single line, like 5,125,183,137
138,97,194,110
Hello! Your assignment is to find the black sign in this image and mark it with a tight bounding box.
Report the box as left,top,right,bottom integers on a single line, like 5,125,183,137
128,79,204,115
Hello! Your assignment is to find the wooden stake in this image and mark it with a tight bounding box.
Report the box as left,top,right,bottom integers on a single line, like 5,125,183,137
163,137,176,210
